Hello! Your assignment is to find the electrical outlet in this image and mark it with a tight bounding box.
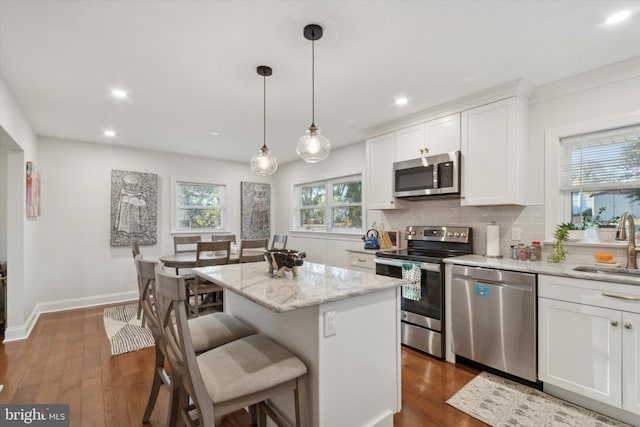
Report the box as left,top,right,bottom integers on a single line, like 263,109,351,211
324,310,337,337
511,227,522,241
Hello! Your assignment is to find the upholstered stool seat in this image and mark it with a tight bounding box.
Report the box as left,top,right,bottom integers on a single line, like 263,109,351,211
189,312,254,353
197,334,307,404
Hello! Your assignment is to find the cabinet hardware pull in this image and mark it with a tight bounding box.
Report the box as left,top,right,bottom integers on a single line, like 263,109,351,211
611,320,619,327
624,323,632,330
357,258,367,262
602,292,640,301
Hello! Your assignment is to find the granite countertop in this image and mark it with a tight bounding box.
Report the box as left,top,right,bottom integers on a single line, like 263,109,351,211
444,255,640,287
194,261,403,313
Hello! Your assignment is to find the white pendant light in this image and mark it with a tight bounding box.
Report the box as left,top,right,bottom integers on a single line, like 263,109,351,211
250,65,278,176
297,24,330,163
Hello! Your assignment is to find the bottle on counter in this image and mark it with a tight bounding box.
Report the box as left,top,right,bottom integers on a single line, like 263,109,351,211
531,241,542,261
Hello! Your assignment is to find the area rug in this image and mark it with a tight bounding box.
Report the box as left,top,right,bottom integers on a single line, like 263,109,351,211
103,303,154,356
446,371,631,427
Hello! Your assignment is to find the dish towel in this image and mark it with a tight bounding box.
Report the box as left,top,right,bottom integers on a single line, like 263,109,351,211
401,263,421,301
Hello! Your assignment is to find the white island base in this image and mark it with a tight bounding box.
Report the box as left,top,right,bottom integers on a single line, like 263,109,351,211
224,286,401,427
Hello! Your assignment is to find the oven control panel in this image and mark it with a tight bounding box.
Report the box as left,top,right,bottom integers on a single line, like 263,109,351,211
405,226,471,243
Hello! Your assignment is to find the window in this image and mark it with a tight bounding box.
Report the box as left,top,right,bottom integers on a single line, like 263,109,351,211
173,180,226,232
294,174,363,232
561,124,640,228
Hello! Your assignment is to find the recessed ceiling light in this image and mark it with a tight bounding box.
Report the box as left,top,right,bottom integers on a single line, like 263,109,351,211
110,89,128,98
395,97,408,106
605,10,631,25
209,131,220,136
103,130,117,137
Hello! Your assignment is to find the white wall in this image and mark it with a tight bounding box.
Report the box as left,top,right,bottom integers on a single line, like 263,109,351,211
0,140,7,262
35,137,274,312
0,75,39,341
273,142,370,268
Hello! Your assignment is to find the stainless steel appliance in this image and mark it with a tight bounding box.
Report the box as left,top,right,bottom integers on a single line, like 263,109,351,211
451,265,537,382
393,151,460,199
374,226,473,358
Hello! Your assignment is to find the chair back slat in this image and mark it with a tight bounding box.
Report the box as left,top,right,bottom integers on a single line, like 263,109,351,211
196,241,230,267
240,238,268,263
212,234,236,243
131,240,141,258
174,235,201,254
270,234,288,250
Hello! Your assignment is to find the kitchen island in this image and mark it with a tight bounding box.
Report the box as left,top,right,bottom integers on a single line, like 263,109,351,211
194,261,403,427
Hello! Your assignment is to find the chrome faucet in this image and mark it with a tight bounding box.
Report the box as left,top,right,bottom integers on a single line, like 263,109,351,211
617,212,638,269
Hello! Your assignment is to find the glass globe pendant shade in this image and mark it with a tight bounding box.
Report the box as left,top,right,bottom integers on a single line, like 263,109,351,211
250,145,278,175
296,124,330,163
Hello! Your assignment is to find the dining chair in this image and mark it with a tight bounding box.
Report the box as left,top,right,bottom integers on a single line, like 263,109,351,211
135,257,255,425
240,238,269,263
188,241,230,317
173,235,202,254
154,266,308,427
131,240,141,259
211,234,236,243
131,240,143,321
270,234,288,250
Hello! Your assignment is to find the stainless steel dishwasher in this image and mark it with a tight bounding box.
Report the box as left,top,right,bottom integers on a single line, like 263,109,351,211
451,264,537,382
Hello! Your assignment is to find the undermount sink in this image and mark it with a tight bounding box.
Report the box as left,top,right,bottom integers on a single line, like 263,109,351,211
573,265,640,277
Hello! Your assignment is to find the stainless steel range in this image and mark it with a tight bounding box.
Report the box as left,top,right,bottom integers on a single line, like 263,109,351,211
374,226,473,358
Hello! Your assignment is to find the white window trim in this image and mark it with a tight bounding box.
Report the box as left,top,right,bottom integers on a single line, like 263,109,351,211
544,110,640,240
170,176,231,234
290,167,365,235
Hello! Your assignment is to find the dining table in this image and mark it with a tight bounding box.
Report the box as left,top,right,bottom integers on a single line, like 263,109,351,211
158,248,266,269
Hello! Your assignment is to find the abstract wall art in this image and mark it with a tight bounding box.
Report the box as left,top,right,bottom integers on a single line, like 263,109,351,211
240,182,270,240
26,161,40,217
110,170,158,246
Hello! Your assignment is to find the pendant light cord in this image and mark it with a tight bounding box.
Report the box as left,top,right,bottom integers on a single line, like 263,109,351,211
263,73,267,149
311,36,315,127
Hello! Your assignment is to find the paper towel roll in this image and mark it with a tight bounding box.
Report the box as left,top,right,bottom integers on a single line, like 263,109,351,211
486,224,500,257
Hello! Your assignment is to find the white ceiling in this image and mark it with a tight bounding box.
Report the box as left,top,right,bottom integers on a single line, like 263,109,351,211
1,0,639,165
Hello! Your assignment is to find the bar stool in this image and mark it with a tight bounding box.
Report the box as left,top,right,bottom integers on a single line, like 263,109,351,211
155,266,308,427
134,257,255,425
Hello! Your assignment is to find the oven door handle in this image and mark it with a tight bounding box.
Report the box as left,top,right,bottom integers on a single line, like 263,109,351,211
374,258,441,273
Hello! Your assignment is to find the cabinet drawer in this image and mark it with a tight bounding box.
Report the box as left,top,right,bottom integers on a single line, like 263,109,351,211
539,274,640,313
348,253,376,271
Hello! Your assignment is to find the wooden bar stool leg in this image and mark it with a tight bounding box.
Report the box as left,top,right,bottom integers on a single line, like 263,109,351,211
142,345,164,423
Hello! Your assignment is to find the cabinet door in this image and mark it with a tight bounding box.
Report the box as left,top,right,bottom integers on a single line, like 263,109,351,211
460,98,517,206
366,133,407,210
623,311,640,415
394,124,425,163
539,298,622,407
426,113,460,154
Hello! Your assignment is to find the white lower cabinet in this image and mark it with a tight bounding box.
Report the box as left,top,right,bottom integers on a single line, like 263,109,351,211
538,274,640,416
346,251,376,273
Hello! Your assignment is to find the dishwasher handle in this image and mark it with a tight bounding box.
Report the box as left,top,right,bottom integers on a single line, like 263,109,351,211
467,278,534,293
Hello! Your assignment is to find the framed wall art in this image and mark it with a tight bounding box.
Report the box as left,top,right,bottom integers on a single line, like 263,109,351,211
240,182,270,240
110,170,158,246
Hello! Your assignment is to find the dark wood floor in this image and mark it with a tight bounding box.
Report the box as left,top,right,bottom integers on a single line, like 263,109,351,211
0,305,486,427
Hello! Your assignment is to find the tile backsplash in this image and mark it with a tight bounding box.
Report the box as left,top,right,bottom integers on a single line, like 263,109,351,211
376,198,545,256
374,199,632,265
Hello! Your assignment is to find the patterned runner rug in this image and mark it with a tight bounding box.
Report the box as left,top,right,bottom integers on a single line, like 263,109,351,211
103,303,154,356
447,371,631,427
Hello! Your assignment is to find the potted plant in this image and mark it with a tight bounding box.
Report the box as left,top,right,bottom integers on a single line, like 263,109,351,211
549,223,571,263
587,207,618,242
564,222,587,241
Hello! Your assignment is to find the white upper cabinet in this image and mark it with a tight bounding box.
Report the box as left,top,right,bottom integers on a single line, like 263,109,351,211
395,114,461,163
365,132,408,210
461,96,533,206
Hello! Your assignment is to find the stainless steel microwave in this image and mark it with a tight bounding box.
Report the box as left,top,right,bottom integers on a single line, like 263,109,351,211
393,151,460,199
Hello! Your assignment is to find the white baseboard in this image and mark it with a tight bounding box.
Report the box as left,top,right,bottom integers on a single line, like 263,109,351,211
2,291,138,342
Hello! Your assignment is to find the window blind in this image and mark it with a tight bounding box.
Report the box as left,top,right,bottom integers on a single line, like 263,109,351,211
560,124,640,192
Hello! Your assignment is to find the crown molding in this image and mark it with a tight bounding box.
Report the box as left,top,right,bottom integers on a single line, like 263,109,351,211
530,56,640,105
362,79,531,138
